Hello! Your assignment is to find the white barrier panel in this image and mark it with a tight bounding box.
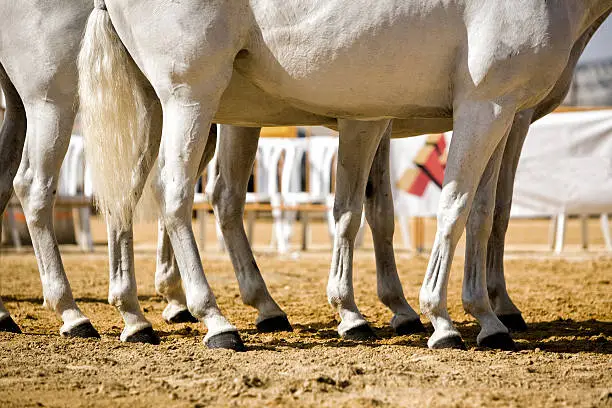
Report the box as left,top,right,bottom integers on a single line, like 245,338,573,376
389,110,612,218
512,110,612,217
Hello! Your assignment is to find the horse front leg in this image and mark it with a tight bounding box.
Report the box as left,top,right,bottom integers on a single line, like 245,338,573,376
420,99,516,350
486,110,533,332
211,125,292,332
328,119,391,340
0,64,26,334
155,126,217,324
364,126,425,335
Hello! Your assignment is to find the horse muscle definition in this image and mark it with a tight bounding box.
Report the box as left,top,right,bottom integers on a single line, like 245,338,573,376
77,0,611,350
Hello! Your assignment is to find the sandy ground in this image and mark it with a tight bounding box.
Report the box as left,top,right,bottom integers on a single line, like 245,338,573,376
0,216,611,407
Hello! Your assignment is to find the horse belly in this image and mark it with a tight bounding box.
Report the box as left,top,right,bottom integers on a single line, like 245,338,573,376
215,71,336,126
238,0,462,119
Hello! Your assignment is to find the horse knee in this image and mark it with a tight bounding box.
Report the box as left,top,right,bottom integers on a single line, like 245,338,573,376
333,208,362,241
13,172,54,227
155,180,191,230
437,187,473,241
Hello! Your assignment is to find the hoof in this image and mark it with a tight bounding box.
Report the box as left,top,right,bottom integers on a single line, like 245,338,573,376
430,335,467,350
256,315,293,333
62,321,100,339
343,324,378,341
167,310,199,324
479,332,517,351
395,319,427,335
125,326,161,345
206,331,246,352
498,314,528,332
0,316,21,334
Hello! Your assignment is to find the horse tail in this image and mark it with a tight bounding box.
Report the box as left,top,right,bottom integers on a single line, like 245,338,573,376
78,0,154,228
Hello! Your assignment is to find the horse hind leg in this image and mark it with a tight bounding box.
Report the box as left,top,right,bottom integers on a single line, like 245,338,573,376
364,125,425,335
0,63,26,334
11,86,99,338
102,86,164,344
486,110,532,332
328,118,391,340
211,125,292,333
463,122,517,351
155,220,196,323
155,126,217,324
149,61,245,350
420,99,516,350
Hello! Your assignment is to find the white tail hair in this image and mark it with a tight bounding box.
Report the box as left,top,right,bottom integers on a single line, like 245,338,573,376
78,5,155,228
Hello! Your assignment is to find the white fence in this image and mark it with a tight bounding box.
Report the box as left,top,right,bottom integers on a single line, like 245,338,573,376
4,110,611,253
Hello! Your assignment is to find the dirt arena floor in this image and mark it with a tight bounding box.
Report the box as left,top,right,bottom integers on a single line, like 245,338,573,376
0,216,611,407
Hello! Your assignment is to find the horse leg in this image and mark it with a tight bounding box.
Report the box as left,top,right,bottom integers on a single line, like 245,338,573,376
79,1,245,349
328,119,391,340
12,94,99,338
211,125,292,332
156,126,217,324
149,65,245,350
156,220,194,323
105,90,162,344
486,110,533,332
364,126,424,335
463,126,517,350
0,63,26,334
420,100,515,349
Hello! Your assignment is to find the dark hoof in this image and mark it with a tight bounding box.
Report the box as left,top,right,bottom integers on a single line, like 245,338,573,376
498,313,528,332
206,331,246,352
431,335,467,350
62,321,100,339
479,332,517,351
125,326,161,345
343,324,379,341
395,319,427,335
256,315,293,333
167,310,199,324
0,316,21,334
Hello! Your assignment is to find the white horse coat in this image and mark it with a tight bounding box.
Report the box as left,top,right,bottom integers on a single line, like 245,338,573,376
0,0,99,338
78,0,610,350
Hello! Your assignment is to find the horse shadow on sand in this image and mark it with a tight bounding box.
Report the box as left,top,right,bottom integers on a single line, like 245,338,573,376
3,294,610,354
240,318,611,354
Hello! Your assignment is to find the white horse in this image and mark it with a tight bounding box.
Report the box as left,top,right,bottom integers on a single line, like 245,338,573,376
0,0,422,343
157,124,427,337
78,0,611,351
0,0,100,338
0,0,212,339
157,9,612,338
